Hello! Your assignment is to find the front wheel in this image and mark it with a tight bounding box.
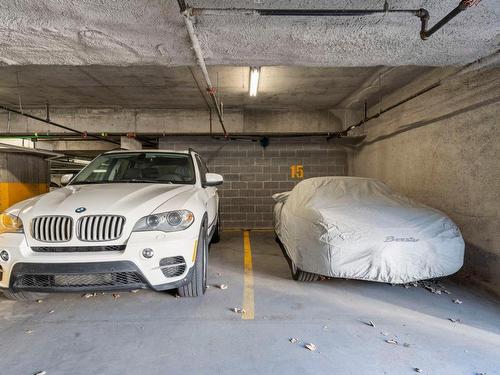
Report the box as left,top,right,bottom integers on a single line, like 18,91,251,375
2,290,48,302
210,219,220,244
177,222,208,297
290,259,320,282
276,235,319,282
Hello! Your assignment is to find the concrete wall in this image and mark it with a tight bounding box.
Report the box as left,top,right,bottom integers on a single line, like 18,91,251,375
160,136,347,229
0,152,49,211
348,66,500,296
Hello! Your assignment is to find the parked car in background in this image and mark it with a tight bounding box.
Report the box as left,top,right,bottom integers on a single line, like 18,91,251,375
273,177,464,283
0,150,223,300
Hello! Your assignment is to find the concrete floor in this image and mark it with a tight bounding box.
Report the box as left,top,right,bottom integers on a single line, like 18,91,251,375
0,230,499,375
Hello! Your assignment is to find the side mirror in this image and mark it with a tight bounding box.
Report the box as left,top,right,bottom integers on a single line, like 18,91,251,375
60,174,74,186
203,173,223,187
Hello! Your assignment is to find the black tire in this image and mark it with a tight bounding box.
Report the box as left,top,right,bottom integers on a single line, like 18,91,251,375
290,260,320,282
275,234,320,282
2,290,48,302
210,218,220,244
177,221,208,297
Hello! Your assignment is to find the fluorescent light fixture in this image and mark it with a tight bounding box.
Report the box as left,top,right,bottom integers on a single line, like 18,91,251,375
249,67,260,97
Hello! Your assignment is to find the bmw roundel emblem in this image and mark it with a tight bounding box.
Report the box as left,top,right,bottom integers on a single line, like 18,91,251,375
75,207,86,213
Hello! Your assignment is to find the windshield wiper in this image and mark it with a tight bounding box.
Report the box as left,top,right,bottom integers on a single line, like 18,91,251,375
70,181,113,185
120,179,174,184
71,180,174,185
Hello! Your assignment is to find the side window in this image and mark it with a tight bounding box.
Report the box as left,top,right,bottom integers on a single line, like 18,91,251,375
195,155,209,184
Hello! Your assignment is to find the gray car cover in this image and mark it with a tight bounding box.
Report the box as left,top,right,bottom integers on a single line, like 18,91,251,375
273,177,464,284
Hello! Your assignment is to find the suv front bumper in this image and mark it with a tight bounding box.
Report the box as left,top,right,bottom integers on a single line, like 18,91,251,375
0,230,198,293
7,261,194,292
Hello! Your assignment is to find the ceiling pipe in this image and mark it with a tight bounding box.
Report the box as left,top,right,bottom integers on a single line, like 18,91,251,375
419,0,479,40
187,66,216,139
178,5,228,138
327,82,441,140
0,105,120,146
191,0,414,17
192,0,480,40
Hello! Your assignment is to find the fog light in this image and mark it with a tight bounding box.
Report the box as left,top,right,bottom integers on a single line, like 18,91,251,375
142,248,154,258
0,250,9,262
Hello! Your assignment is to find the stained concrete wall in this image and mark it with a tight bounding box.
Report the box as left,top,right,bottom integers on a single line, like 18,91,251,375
0,108,340,135
0,152,49,211
348,66,500,296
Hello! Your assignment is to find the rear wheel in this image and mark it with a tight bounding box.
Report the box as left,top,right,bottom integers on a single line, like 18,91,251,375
177,221,208,297
2,290,48,302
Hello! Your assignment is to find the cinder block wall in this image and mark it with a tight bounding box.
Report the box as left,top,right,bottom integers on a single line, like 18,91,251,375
160,136,347,229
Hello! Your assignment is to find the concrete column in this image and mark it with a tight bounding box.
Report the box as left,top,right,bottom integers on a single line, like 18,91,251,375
120,136,142,150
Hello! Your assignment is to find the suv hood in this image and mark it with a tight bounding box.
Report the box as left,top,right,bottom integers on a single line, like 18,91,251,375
14,183,193,218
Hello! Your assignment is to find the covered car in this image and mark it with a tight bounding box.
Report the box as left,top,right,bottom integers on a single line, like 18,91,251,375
273,177,464,284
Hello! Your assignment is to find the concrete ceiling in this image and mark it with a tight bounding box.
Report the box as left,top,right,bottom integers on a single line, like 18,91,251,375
0,65,436,110
0,1,498,67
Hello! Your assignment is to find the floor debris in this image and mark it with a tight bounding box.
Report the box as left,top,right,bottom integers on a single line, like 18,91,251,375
289,338,298,344
418,280,452,295
36,299,43,303
364,320,375,327
230,307,246,314
218,284,228,290
448,318,461,323
403,343,411,348
48,310,54,314
304,343,317,351
25,329,33,334
82,293,97,299
34,371,46,375
453,299,463,304
414,368,422,373
113,293,120,299
385,339,398,345
130,290,139,293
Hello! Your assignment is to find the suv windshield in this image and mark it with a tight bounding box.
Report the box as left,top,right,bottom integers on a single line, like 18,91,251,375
71,152,195,185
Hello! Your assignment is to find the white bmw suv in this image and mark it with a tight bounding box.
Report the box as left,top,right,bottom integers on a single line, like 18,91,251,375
0,150,223,300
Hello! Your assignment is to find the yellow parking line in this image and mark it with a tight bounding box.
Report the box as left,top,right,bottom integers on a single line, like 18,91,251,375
242,230,255,320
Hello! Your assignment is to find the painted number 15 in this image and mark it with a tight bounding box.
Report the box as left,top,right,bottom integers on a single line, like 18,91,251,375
290,165,304,179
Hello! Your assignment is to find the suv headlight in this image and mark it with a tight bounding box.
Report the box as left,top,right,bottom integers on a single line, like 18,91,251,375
0,213,24,234
133,210,194,233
